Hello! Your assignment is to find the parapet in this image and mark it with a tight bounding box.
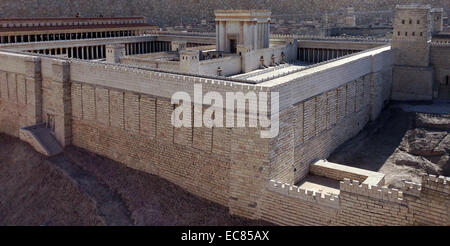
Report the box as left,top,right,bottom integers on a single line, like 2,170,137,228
431,8,444,13
395,4,431,10
421,174,450,194
340,178,404,203
268,180,340,209
402,180,422,197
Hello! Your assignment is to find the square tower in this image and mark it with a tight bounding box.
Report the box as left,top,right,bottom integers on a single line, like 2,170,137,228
431,8,444,34
106,44,126,63
392,5,435,101
214,10,271,53
392,5,431,67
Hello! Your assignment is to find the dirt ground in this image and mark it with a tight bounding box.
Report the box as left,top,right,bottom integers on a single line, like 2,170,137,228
0,134,271,226
329,103,450,189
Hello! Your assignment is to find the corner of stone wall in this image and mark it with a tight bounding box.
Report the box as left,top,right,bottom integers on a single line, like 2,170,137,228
24,56,43,125
50,59,72,147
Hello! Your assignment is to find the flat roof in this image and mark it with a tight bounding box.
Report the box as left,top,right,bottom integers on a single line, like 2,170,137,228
0,17,145,22
0,23,156,33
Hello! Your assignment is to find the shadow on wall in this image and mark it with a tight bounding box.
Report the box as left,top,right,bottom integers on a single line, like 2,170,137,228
328,107,412,171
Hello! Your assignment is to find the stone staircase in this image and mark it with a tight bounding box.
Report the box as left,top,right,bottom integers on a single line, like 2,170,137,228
19,124,63,156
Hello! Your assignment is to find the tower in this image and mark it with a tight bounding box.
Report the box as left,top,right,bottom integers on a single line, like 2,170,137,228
431,8,444,34
105,44,125,63
391,5,435,101
392,4,431,67
214,10,271,53
179,50,200,74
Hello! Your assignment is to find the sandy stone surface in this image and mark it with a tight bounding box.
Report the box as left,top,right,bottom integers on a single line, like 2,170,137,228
0,134,271,226
329,104,450,189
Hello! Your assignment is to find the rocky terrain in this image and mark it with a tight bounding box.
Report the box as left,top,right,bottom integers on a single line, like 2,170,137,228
329,104,450,189
0,134,271,226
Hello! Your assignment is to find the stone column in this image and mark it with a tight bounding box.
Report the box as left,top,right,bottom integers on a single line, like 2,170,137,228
50,60,72,147
216,21,220,50
221,21,227,51
313,49,316,63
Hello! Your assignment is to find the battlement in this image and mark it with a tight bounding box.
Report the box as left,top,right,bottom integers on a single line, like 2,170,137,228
396,4,431,10
421,174,450,194
402,180,422,196
340,178,404,203
294,34,390,43
431,41,450,46
268,180,340,209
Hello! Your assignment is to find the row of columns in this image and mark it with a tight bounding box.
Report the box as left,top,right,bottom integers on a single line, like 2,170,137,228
26,41,170,60
125,41,170,55
28,45,106,60
186,42,208,48
298,48,360,63
0,29,143,44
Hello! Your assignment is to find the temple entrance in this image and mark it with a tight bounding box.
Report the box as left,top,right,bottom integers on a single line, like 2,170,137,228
229,39,237,53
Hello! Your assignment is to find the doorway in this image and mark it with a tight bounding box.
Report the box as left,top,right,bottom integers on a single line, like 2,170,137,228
46,113,55,132
229,39,237,53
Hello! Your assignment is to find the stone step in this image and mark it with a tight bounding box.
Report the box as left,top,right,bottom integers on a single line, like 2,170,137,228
19,124,63,156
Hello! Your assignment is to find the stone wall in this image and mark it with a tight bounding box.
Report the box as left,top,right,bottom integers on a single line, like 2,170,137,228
0,0,448,26
392,65,434,101
66,59,272,219
0,52,41,137
430,44,450,86
119,56,179,71
265,46,392,184
262,174,449,226
70,84,235,206
1,47,449,225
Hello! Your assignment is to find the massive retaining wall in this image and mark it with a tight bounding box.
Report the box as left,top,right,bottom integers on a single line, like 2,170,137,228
1,46,449,225
64,59,273,219
263,46,393,184
0,52,41,137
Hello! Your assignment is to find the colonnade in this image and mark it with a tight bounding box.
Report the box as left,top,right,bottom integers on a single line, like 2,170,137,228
297,47,360,63
124,41,170,55
186,42,210,48
25,41,171,60
0,29,143,44
28,45,106,60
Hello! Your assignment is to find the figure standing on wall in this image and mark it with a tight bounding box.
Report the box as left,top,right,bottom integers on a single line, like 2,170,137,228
75,12,81,18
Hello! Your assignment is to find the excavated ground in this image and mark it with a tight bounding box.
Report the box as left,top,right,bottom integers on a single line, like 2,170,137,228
329,103,450,189
0,134,271,226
